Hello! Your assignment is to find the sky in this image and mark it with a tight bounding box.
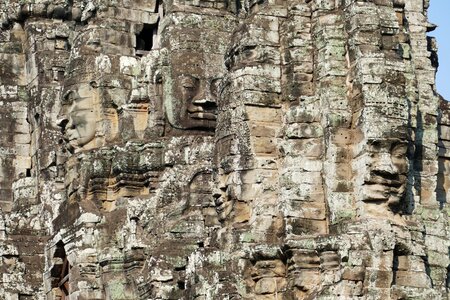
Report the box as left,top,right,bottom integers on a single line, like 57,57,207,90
429,0,450,99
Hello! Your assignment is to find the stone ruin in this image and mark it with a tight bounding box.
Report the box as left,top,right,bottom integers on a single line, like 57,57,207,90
0,0,449,299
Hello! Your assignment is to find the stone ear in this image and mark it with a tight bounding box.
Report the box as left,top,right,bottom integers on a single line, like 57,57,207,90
159,48,169,65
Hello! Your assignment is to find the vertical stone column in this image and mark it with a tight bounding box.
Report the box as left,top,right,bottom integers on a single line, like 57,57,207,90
215,3,286,298
43,3,159,297
405,0,439,206
0,21,43,299
405,1,448,293
435,100,450,295
279,0,328,240
313,0,355,226
0,19,54,299
0,23,28,212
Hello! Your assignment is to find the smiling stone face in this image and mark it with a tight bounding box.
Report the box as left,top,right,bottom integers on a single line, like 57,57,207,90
363,139,409,209
58,82,99,151
163,52,221,131
213,172,241,222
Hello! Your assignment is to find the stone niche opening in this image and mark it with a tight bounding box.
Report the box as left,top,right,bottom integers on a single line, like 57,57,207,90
135,22,159,56
135,0,162,56
50,242,71,299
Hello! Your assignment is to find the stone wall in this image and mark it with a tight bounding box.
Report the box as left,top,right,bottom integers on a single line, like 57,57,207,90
0,0,449,299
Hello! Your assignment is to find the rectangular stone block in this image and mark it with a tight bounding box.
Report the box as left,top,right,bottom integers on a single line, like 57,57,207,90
249,123,279,138
245,106,282,123
254,260,286,278
333,280,364,297
251,137,278,156
282,139,323,158
394,271,431,288
255,277,286,294
342,266,365,281
287,218,327,235
241,169,278,184
439,125,450,141
14,156,31,170
397,256,426,272
100,7,159,24
364,269,393,288
424,235,448,253
284,200,326,220
14,133,31,144
292,270,321,290
241,90,282,105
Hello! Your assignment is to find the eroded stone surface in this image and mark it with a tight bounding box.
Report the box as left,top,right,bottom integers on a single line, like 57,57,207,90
0,0,449,299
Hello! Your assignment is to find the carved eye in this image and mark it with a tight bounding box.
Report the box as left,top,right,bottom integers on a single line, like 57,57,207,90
370,140,381,149
241,45,258,61
391,143,408,159
180,76,198,90
183,81,196,89
243,49,254,58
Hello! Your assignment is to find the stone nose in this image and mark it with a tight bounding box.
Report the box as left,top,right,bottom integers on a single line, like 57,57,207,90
192,80,217,103
373,153,397,175
56,107,72,132
191,98,217,111
56,116,69,129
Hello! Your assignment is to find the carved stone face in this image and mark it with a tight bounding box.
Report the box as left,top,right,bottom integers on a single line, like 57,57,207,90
214,188,234,222
58,83,99,150
163,53,220,130
214,173,241,222
363,139,408,208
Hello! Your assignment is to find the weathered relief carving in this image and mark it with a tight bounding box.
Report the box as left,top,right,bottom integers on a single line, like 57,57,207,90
363,139,409,214
58,82,101,151
1,0,450,299
162,58,221,130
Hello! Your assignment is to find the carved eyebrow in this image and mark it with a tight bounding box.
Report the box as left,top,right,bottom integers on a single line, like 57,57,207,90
368,140,382,148
179,75,199,87
391,143,408,152
62,89,94,107
74,95,91,102
235,44,257,53
179,74,199,81
227,44,257,60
